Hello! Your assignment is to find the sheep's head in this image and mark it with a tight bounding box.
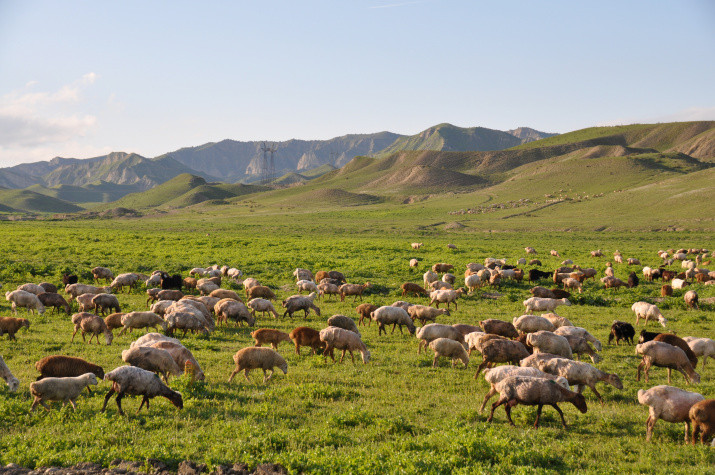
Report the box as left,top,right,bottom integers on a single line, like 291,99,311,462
361,349,371,364
657,315,667,327
84,373,99,386
571,392,588,414
4,291,11,300
20,319,30,330
607,373,623,390
278,360,288,375
104,331,114,346
6,376,19,392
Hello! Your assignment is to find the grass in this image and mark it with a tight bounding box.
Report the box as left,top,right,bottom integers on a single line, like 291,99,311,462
0,217,713,473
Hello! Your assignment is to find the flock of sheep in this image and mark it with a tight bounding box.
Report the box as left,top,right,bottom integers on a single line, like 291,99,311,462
0,244,714,447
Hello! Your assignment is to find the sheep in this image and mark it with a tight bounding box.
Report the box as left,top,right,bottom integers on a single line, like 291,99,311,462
553,326,602,352
122,346,182,382
0,355,19,392
145,273,162,288
35,355,105,385
165,312,209,337
71,312,113,345
282,293,320,318
62,273,78,285
411,242,423,250
247,298,280,319
671,278,688,290
29,373,98,411
416,323,465,353
474,339,531,377
423,270,439,289
466,262,486,272
429,338,469,368
487,375,587,428
91,293,121,316
561,277,582,293
636,341,701,385
535,356,622,404
5,290,45,315
591,249,603,257
637,330,661,344
627,258,641,265
317,282,341,300
119,311,167,335
407,305,449,325
149,341,205,381
150,300,173,317
371,306,415,336
682,337,715,369
339,282,371,302
289,327,325,355
479,365,569,412
401,282,430,297
627,272,639,288
631,301,667,327
251,328,292,349
689,399,715,445
65,283,109,301
452,324,482,337
528,259,542,266
293,268,313,281
608,321,635,345
513,315,556,334
432,263,454,273
637,385,705,442
409,258,419,267
391,301,413,311
229,347,289,383
356,303,379,326
197,280,219,295
91,266,114,283
550,250,560,257
446,243,457,250
601,276,626,289
17,283,45,295
684,290,699,310
430,280,453,291
464,331,490,355
661,284,673,297
479,319,518,339
209,289,242,301
158,273,183,291
429,288,464,310
530,286,555,298
319,326,370,364
110,273,139,293
525,247,537,254
0,317,30,340
102,366,183,415
526,331,573,359
76,292,98,312
246,285,276,301
517,258,527,265
326,315,360,335
215,299,255,326
523,297,571,313
296,279,318,294
37,292,70,315
541,313,573,329
464,274,482,292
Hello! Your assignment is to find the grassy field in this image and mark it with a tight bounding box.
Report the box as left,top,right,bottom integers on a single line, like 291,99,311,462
0,218,713,473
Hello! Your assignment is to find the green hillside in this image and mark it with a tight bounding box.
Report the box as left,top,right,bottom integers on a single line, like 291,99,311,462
0,189,84,213
300,164,337,178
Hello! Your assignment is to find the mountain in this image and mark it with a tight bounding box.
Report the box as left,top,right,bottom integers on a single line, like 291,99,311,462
0,189,83,213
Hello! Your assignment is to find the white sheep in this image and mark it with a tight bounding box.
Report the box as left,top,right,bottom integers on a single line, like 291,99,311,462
227,268,243,280
130,332,182,349
247,298,280,318
562,277,582,293
553,326,602,351
215,298,255,326
5,290,45,315
122,346,182,382
29,373,98,411
415,323,464,353
541,313,574,329
296,279,318,294
684,290,699,310
0,355,19,392
64,283,110,301
429,289,464,309
71,312,113,345
371,306,415,336
682,337,715,369
293,268,313,281
423,270,439,289
407,305,450,325
319,326,370,364
478,365,569,412
110,273,139,293
91,266,114,282
464,331,487,355
409,258,419,267
464,274,482,292
165,312,209,336
637,385,705,442
429,338,469,368
119,311,167,335
228,347,288,383
526,331,573,359
17,283,45,295
196,280,219,295
523,297,571,313
631,301,667,327
532,356,623,404
636,341,701,384
102,365,183,415
513,315,556,334
671,278,688,290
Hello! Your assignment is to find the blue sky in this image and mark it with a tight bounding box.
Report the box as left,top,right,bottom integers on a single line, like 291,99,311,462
0,0,713,166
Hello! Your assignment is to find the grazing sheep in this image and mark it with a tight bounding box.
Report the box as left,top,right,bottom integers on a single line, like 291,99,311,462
247,285,276,301
530,286,556,298
429,288,464,309
416,323,465,353
553,326,602,352
526,331,573,359
682,337,715,369
636,341,700,384
339,282,371,302
474,339,531,377
355,303,379,326
71,313,113,345
637,385,704,442
401,282,430,297
649,334,698,368
371,306,415,336
149,341,205,381
411,242,423,250
293,268,313,281
689,399,715,445
523,297,571,313
37,292,70,315
429,338,469,368
631,301,667,327
62,274,78,286
317,282,341,301
432,263,454,273
247,298,280,319
479,319,519,339
91,266,114,283
684,290,699,310
464,273,482,292
423,270,439,289
209,289,243,301
541,313,573,329
601,276,626,289
0,317,30,340
0,355,19,392
627,258,641,265
671,278,688,290
65,283,109,301
92,293,121,316
562,277,582,293
447,243,457,250
591,249,603,257
391,301,413,311
533,356,622,404
122,346,182,382
513,315,556,334
608,321,635,345
296,280,318,294
407,305,450,325
550,250,560,257
430,280,453,291
110,273,139,293
326,314,360,335
251,328,292,349
130,333,181,349
452,324,482,337
487,375,587,429
76,292,98,312
165,312,209,336
35,355,104,384
409,258,419,267
215,299,255,326
5,290,45,315
627,272,639,288
282,293,320,318
479,365,569,412
102,366,183,415
525,247,537,254
289,327,325,355
119,311,167,335
319,326,370,364
17,283,45,295
29,373,98,411
197,280,219,295
661,284,673,297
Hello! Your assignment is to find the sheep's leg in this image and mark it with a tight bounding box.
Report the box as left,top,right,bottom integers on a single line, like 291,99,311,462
487,397,507,423
101,388,116,412
30,397,41,411
552,404,567,428
227,368,240,382
589,385,604,404
432,355,439,367
418,340,423,354
479,388,497,412
115,392,126,416
137,396,149,413
684,420,691,443
243,369,252,382
349,350,355,363
504,401,516,426
691,423,700,445
71,326,79,342
643,359,651,383
645,415,655,442
474,361,489,379
667,368,672,384
339,349,347,363
533,404,544,428
391,323,397,334
294,343,301,355
636,359,645,381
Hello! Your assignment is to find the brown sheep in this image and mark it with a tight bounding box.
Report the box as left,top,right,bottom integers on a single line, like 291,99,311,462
355,303,379,326
661,284,673,297
248,286,276,301
183,277,198,291
479,319,519,339
35,355,104,394
251,328,291,350
288,327,325,355
104,312,126,331
654,333,698,368
37,293,70,315
432,263,454,273
689,399,715,445
339,282,370,302
401,282,430,297
0,317,30,340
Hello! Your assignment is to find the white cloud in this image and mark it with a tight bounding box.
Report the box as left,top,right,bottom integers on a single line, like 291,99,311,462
0,141,113,167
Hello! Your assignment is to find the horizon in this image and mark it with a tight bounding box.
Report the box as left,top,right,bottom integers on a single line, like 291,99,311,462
1,1,714,166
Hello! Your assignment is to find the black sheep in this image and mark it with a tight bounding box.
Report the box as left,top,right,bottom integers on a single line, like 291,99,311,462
608,321,635,345
529,269,552,282
160,272,183,290
638,329,661,344
62,274,78,286
627,272,639,288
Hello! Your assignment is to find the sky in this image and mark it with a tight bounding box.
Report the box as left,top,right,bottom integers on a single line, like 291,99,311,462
0,0,714,167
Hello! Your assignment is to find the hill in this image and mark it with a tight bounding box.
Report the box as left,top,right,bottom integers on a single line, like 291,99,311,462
0,189,83,213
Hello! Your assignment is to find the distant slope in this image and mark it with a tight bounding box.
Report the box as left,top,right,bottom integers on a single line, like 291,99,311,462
25,182,143,204
0,189,83,213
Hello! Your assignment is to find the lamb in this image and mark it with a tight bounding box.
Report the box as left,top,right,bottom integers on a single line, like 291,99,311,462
464,274,482,292
326,315,361,335
608,320,635,345
319,326,370,364
247,298,280,319
119,311,167,335
407,305,450,325
684,290,698,310
429,338,469,368
251,328,292,349
513,315,556,334
91,293,121,316
293,268,313,281
553,326,602,352
526,330,573,358
355,303,379,326
64,283,109,301
432,263,454,273
479,319,519,339
474,339,531,377
37,292,70,315
282,293,320,318
0,317,30,340
317,282,340,300
478,365,569,412
29,373,98,411
429,288,464,309
121,346,182,382
637,385,704,442
149,341,205,381
689,399,715,445
486,375,587,428
71,312,113,345
682,337,715,369
416,323,465,353
214,299,255,326
636,341,701,384
5,290,45,315
371,306,415,336
401,282,430,297
533,356,622,404
423,270,439,289
541,313,573,329
631,301,667,327
523,297,571,313
297,279,318,294
35,355,105,383
209,289,243,301
17,283,45,295
102,366,183,415
91,266,114,283
339,282,370,302
110,273,139,293
0,355,19,392
289,327,326,355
